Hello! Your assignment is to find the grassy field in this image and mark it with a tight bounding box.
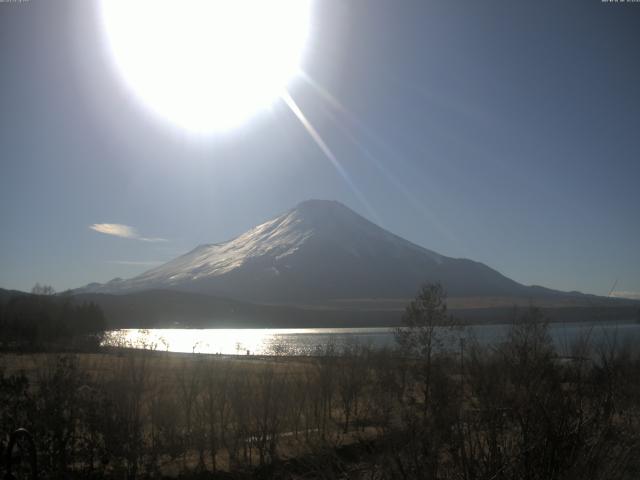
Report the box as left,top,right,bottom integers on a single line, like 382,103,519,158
0,349,377,476
0,350,307,383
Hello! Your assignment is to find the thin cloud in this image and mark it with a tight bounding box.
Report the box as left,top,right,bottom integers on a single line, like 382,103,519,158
610,291,640,300
89,223,167,242
90,223,136,239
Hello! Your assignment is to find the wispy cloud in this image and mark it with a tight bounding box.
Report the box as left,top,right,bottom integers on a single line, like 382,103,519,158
107,260,164,266
610,291,640,300
89,223,167,242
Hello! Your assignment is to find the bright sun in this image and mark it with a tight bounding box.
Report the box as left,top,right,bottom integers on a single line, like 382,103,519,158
100,0,311,132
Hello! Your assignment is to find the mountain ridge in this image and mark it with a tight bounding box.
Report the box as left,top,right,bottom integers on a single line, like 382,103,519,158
75,200,593,304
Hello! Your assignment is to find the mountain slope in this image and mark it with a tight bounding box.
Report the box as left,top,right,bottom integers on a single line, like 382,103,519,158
77,200,570,303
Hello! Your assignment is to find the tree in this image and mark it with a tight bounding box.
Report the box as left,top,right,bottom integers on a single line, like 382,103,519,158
393,283,459,479
337,343,368,433
31,283,55,296
395,282,456,360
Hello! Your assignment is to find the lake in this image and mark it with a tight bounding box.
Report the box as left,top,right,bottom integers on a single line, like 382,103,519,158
104,320,640,356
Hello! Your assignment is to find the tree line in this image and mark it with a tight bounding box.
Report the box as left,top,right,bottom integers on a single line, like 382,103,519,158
0,284,106,350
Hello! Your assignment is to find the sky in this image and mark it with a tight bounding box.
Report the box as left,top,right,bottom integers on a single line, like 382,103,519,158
0,0,639,298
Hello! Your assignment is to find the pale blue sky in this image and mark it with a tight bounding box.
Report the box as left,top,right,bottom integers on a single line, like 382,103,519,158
1,0,639,297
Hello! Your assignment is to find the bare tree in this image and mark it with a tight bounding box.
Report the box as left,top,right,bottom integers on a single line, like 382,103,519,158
31,283,55,296
337,344,368,433
395,283,457,416
175,356,203,471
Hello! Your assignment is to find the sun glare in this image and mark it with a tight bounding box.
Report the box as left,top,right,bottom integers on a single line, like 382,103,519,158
100,0,311,132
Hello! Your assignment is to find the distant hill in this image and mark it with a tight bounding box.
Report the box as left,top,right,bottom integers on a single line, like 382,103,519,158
72,289,400,328
0,287,29,302
75,199,616,306
70,289,640,328
2,287,637,329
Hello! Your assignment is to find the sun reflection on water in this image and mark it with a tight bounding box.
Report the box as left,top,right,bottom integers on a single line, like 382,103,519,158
102,321,640,357
103,327,394,356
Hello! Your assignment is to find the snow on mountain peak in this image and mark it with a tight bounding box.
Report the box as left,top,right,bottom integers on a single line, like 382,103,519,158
78,199,445,295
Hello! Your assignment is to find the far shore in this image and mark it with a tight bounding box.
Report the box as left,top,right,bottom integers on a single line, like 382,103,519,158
102,304,639,330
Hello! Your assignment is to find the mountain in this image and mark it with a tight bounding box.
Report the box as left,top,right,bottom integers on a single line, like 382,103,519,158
77,199,592,304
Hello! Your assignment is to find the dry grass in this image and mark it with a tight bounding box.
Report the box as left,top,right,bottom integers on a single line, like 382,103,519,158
0,350,313,389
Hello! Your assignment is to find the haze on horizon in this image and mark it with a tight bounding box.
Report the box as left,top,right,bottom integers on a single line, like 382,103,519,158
0,0,639,299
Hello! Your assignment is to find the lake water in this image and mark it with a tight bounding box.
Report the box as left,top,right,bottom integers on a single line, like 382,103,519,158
105,320,640,356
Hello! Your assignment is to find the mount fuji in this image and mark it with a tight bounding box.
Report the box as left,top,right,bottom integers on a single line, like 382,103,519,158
78,199,573,305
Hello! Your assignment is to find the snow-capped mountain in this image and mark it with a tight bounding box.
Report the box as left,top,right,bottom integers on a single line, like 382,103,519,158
78,200,549,303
